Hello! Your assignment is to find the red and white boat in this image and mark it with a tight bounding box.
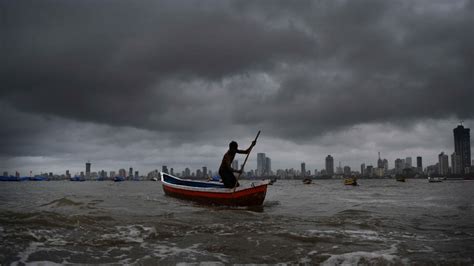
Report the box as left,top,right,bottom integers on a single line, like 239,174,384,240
160,172,269,206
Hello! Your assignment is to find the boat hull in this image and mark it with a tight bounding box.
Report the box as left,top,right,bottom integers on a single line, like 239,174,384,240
161,173,268,206
428,177,443,183
344,178,358,186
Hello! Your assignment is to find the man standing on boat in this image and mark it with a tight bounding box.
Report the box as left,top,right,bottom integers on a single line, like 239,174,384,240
219,140,256,188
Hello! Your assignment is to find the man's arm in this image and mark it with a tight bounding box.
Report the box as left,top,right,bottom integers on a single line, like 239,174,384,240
236,140,257,154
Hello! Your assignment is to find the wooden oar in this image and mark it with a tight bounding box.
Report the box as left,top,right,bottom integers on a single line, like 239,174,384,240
233,130,261,191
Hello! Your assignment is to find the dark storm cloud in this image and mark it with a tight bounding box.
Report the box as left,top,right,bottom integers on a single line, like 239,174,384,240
231,0,474,140
1,0,315,132
1,0,473,149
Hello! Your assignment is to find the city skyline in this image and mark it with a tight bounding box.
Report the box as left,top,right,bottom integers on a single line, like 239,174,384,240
1,122,473,176
1,1,473,175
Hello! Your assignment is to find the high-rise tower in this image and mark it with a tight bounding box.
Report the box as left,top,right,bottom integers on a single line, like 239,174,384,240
438,152,449,176
416,156,423,173
85,161,91,179
257,153,266,177
453,124,471,174
325,155,334,175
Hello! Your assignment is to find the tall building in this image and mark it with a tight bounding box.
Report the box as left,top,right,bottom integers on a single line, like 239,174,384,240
202,166,208,178
336,162,343,175
325,155,334,175
265,157,272,176
438,152,449,175
451,152,462,175
162,166,168,174
343,166,351,176
185,168,191,177
395,158,404,174
119,169,126,178
377,152,384,168
301,162,306,177
257,153,266,177
360,163,365,176
453,124,471,174
405,157,412,168
366,165,374,177
416,156,423,173
129,167,133,178
383,159,388,172
85,162,91,179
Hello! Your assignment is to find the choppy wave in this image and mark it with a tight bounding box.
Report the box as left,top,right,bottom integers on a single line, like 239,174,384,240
40,197,84,207
321,244,403,265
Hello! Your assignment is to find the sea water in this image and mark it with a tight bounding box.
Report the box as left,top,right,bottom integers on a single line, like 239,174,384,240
1,179,473,264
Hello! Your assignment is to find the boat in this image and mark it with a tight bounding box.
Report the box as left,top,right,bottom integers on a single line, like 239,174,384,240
396,176,406,182
114,176,125,182
428,176,443,183
29,176,48,181
70,175,85,181
151,177,158,181
268,177,277,185
0,176,28,181
161,172,269,206
302,178,312,184
344,177,358,186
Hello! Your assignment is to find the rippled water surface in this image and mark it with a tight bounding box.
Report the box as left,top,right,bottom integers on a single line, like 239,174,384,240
1,179,473,265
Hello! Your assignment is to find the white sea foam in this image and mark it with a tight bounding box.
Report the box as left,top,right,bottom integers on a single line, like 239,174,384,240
343,229,383,241
297,249,320,264
100,224,156,244
306,229,385,242
321,244,402,266
146,242,229,263
25,228,72,247
11,242,43,266
246,236,260,247
11,242,72,266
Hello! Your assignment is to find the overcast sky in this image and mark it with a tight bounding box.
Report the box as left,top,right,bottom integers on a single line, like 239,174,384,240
1,0,473,176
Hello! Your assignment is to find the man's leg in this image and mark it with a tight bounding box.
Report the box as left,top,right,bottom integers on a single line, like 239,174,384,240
221,171,237,188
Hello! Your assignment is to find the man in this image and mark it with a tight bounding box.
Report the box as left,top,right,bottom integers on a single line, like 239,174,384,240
219,140,256,188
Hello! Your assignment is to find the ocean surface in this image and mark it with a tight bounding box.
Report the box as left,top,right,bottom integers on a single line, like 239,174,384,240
1,179,473,265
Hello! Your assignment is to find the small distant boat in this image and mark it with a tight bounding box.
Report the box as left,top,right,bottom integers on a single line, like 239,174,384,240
161,172,269,206
428,176,443,183
396,176,406,182
29,176,48,181
0,176,28,181
268,178,277,185
151,177,158,181
302,178,312,184
114,176,125,182
70,176,85,182
344,177,358,186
